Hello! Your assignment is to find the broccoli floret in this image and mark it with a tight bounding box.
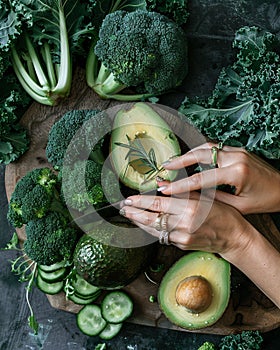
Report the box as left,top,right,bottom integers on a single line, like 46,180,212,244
61,159,122,212
198,342,216,350
87,10,188,101
7,167,65,228
24,211,78,265
46,109,111,170
218,330,263,350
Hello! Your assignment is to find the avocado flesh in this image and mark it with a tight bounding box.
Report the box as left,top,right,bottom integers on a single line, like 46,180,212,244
110,102,181,191
73,220,155,289
158,251,231,330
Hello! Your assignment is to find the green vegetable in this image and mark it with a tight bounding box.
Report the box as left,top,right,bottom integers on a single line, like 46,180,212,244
179,26,280,161
198,342,216,350
46,109,111,170
0,67,31,164
218,330,263,350
0,0,94,106
87,9,188,101
61,160,121,213
7,167,65,228
24,211,78,265
1,233,39,334
146,0,189,25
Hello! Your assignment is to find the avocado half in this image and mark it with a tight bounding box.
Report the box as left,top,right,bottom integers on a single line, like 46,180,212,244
73,220,156,289
158,251,231,330
110,102,181,192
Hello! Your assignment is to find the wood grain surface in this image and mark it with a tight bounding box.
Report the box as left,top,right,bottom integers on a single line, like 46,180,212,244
5,67,280,335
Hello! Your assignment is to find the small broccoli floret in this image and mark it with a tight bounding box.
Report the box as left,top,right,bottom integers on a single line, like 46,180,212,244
24,211,78,265
87,10,188,101
61,159,121,212
61,159,103,212
46,109,111,169
7,167,65,228
198,342,216,350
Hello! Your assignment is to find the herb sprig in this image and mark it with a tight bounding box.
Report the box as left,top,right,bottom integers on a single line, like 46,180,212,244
115,134,164,184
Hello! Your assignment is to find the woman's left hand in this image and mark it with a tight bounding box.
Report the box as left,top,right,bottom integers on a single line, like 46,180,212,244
120,193,251,259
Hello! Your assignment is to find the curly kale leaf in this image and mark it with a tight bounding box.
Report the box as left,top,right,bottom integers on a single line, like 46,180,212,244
179,26,280,160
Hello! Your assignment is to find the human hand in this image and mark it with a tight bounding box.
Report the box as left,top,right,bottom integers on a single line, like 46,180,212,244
158,143,280,215
120,194,252,260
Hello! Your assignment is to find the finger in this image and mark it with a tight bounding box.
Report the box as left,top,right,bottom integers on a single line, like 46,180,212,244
123,195,186,215
134,221,178,245
163,145,247,170
160,167,238,195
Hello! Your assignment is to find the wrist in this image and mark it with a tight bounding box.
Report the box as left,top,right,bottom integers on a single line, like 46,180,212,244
220,217,257,264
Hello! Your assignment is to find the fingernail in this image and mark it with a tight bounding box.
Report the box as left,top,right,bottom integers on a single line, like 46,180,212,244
156,176,165,182
161,160,170,167
157,186,167,192
124,199,133,205
119,208,126,217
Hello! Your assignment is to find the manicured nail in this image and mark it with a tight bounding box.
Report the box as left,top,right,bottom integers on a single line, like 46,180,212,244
156,176,165,182
161,160,170,167
124,199,133,205
157,186,167,192
119,208,126,217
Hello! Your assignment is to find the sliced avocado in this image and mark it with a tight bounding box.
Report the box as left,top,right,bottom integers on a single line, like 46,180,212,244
73,220,156,289
110,102,181,191
158,251,231,330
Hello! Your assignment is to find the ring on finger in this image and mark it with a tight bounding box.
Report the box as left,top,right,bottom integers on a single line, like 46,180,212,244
211,142,223,168
154,212,164,231
154,212,169,231
159,230,171,245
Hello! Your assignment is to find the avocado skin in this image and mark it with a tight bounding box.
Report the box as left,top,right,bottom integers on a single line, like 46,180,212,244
73,221,155,289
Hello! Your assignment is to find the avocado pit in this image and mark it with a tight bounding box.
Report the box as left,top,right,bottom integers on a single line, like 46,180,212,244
175,275,213,313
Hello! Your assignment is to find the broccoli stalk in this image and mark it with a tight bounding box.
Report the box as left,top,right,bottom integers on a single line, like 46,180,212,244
86,10,188,101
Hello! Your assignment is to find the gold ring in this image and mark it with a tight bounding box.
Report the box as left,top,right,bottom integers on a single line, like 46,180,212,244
154,212,164,231
159,230,171,245
154,213,169,231
211,143,223,168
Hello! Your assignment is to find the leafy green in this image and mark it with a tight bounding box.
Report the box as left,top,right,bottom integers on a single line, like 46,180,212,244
218,330,263,350
146,0,189,25
179,26,280,161
0,0,95,106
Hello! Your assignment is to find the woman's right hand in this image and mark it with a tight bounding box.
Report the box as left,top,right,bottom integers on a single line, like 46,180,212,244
158,143,280,215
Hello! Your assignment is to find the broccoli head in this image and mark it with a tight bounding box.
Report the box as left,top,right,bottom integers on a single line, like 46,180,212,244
198,342,216,350
7,167,64,228
46,109,112,169
87,10,188,101
24,211,78,265
61,159,122,212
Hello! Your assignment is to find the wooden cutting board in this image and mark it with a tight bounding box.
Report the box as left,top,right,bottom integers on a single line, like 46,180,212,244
5,67,280,335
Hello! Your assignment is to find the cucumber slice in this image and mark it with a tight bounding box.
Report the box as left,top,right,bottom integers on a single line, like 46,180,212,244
99,322,123,340
77,304,107,336
72,274,101,297
38,267,66,283
68,292,101,305
36,274,63,295
39,260,66,272
101,291,133,324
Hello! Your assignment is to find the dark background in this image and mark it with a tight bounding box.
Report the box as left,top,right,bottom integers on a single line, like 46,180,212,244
1,0,280,348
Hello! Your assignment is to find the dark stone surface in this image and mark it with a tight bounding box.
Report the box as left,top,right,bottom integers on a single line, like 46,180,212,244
1,1,280,348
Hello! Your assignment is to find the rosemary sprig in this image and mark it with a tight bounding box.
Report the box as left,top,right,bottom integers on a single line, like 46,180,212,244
2,232,39,334
115,135,164,183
